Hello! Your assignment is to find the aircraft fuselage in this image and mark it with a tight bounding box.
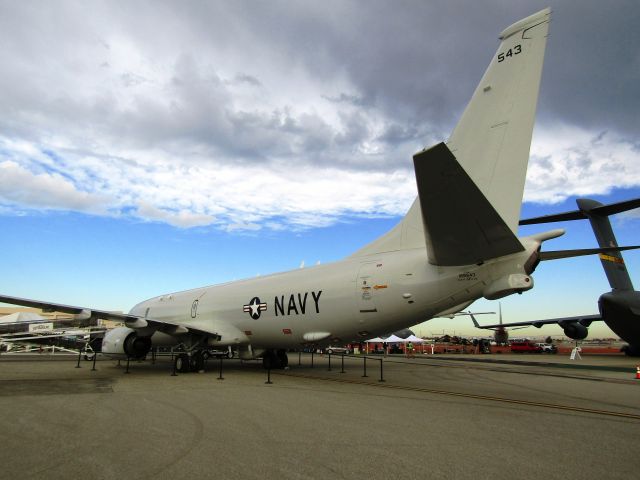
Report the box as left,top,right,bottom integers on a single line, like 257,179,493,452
128,245,534,352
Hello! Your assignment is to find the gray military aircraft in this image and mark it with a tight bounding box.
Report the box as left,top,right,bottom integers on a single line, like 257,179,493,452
481,197,640,354
458,304,527,345
1,8,601,371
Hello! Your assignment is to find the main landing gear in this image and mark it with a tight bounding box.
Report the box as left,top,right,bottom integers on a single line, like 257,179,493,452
174,347,235,373
174,351,206,373
262,349,289,369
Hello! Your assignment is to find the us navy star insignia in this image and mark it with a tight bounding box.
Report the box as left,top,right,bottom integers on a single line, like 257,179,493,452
243,297,267,320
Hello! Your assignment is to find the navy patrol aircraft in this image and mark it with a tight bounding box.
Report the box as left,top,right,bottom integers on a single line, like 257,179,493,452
1,8,607,371
480,198,640,355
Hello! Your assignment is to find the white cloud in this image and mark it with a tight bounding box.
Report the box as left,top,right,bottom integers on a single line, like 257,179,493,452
0,160,109,213
0,2,638,231
525,125,640,204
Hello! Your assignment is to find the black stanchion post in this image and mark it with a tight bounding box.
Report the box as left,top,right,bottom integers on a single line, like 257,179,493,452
75,348,82,368
298,351,301,366
362,356,368,377
265,367,272,384
171,358,177,376
327,352,332,371
341,353,345,373
151,348,156,365
91,352,97,371
311,351,314,368
379,358,385,382
218,357,224,380
125,356,130,374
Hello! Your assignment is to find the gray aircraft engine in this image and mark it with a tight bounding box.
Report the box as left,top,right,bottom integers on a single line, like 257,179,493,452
558,320,589,340
102,327,152,358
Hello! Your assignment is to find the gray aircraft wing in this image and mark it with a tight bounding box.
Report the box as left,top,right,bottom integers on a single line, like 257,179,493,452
0,294,226,340
0,294,139,324
479,313,601,330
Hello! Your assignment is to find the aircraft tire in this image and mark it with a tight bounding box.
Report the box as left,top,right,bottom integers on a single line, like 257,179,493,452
276,349,288,368
175,353,190,373
262,350,277,369
191,351,206,372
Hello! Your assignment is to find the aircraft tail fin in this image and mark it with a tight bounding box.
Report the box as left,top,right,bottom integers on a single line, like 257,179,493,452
446,8,550,234
522,198,637,291
351,9,550,261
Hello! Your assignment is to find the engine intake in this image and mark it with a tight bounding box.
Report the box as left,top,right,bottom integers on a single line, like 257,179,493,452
102,327,152,359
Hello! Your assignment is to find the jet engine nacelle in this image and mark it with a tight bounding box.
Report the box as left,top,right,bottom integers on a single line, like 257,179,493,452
102,326,152,358
559,321,588,340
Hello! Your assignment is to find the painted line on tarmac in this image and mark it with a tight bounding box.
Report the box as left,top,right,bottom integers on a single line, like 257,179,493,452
280,372,640,421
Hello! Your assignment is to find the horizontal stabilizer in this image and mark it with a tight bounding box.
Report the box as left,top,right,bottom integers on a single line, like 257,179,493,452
413,143,524,266
539,245,640,261
520,197,640,225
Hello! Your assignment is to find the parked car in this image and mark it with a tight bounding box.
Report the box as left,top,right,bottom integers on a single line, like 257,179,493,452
535,343,557,353
325,346,350,355
510,341,543,353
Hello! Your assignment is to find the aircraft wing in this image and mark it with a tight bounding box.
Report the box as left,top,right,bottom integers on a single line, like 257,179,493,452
0,294,139,324
0,294,243,343
479,313,601,330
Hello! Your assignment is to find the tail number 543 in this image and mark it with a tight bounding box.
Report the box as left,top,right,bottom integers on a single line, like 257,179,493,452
498,44,522,62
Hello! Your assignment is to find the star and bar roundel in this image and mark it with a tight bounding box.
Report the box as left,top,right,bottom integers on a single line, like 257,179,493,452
243,297,267,320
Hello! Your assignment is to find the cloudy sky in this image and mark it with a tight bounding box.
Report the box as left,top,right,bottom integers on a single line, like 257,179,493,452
1,0,638,338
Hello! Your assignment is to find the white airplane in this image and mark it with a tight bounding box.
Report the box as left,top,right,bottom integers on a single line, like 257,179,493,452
1,8,570,372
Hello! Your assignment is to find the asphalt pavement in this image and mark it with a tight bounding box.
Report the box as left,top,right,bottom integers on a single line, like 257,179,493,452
0,352,638,480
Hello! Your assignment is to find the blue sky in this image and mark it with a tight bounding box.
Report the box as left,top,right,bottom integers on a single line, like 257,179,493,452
1,1,639,339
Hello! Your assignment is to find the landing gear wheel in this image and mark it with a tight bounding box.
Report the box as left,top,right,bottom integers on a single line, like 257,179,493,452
276,349,288,368
190,351,206,372
175,353,190,373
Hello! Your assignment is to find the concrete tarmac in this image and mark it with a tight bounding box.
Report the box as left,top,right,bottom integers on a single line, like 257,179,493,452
0,353,638,480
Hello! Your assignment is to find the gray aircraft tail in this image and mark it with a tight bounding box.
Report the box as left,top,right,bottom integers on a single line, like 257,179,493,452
520,198,640,291
352,9,551,264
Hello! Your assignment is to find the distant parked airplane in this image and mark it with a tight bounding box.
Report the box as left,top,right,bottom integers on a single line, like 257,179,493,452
459,303,527,345
481,197,640,355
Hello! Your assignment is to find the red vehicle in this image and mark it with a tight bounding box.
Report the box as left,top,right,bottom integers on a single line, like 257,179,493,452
510,341,543,353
